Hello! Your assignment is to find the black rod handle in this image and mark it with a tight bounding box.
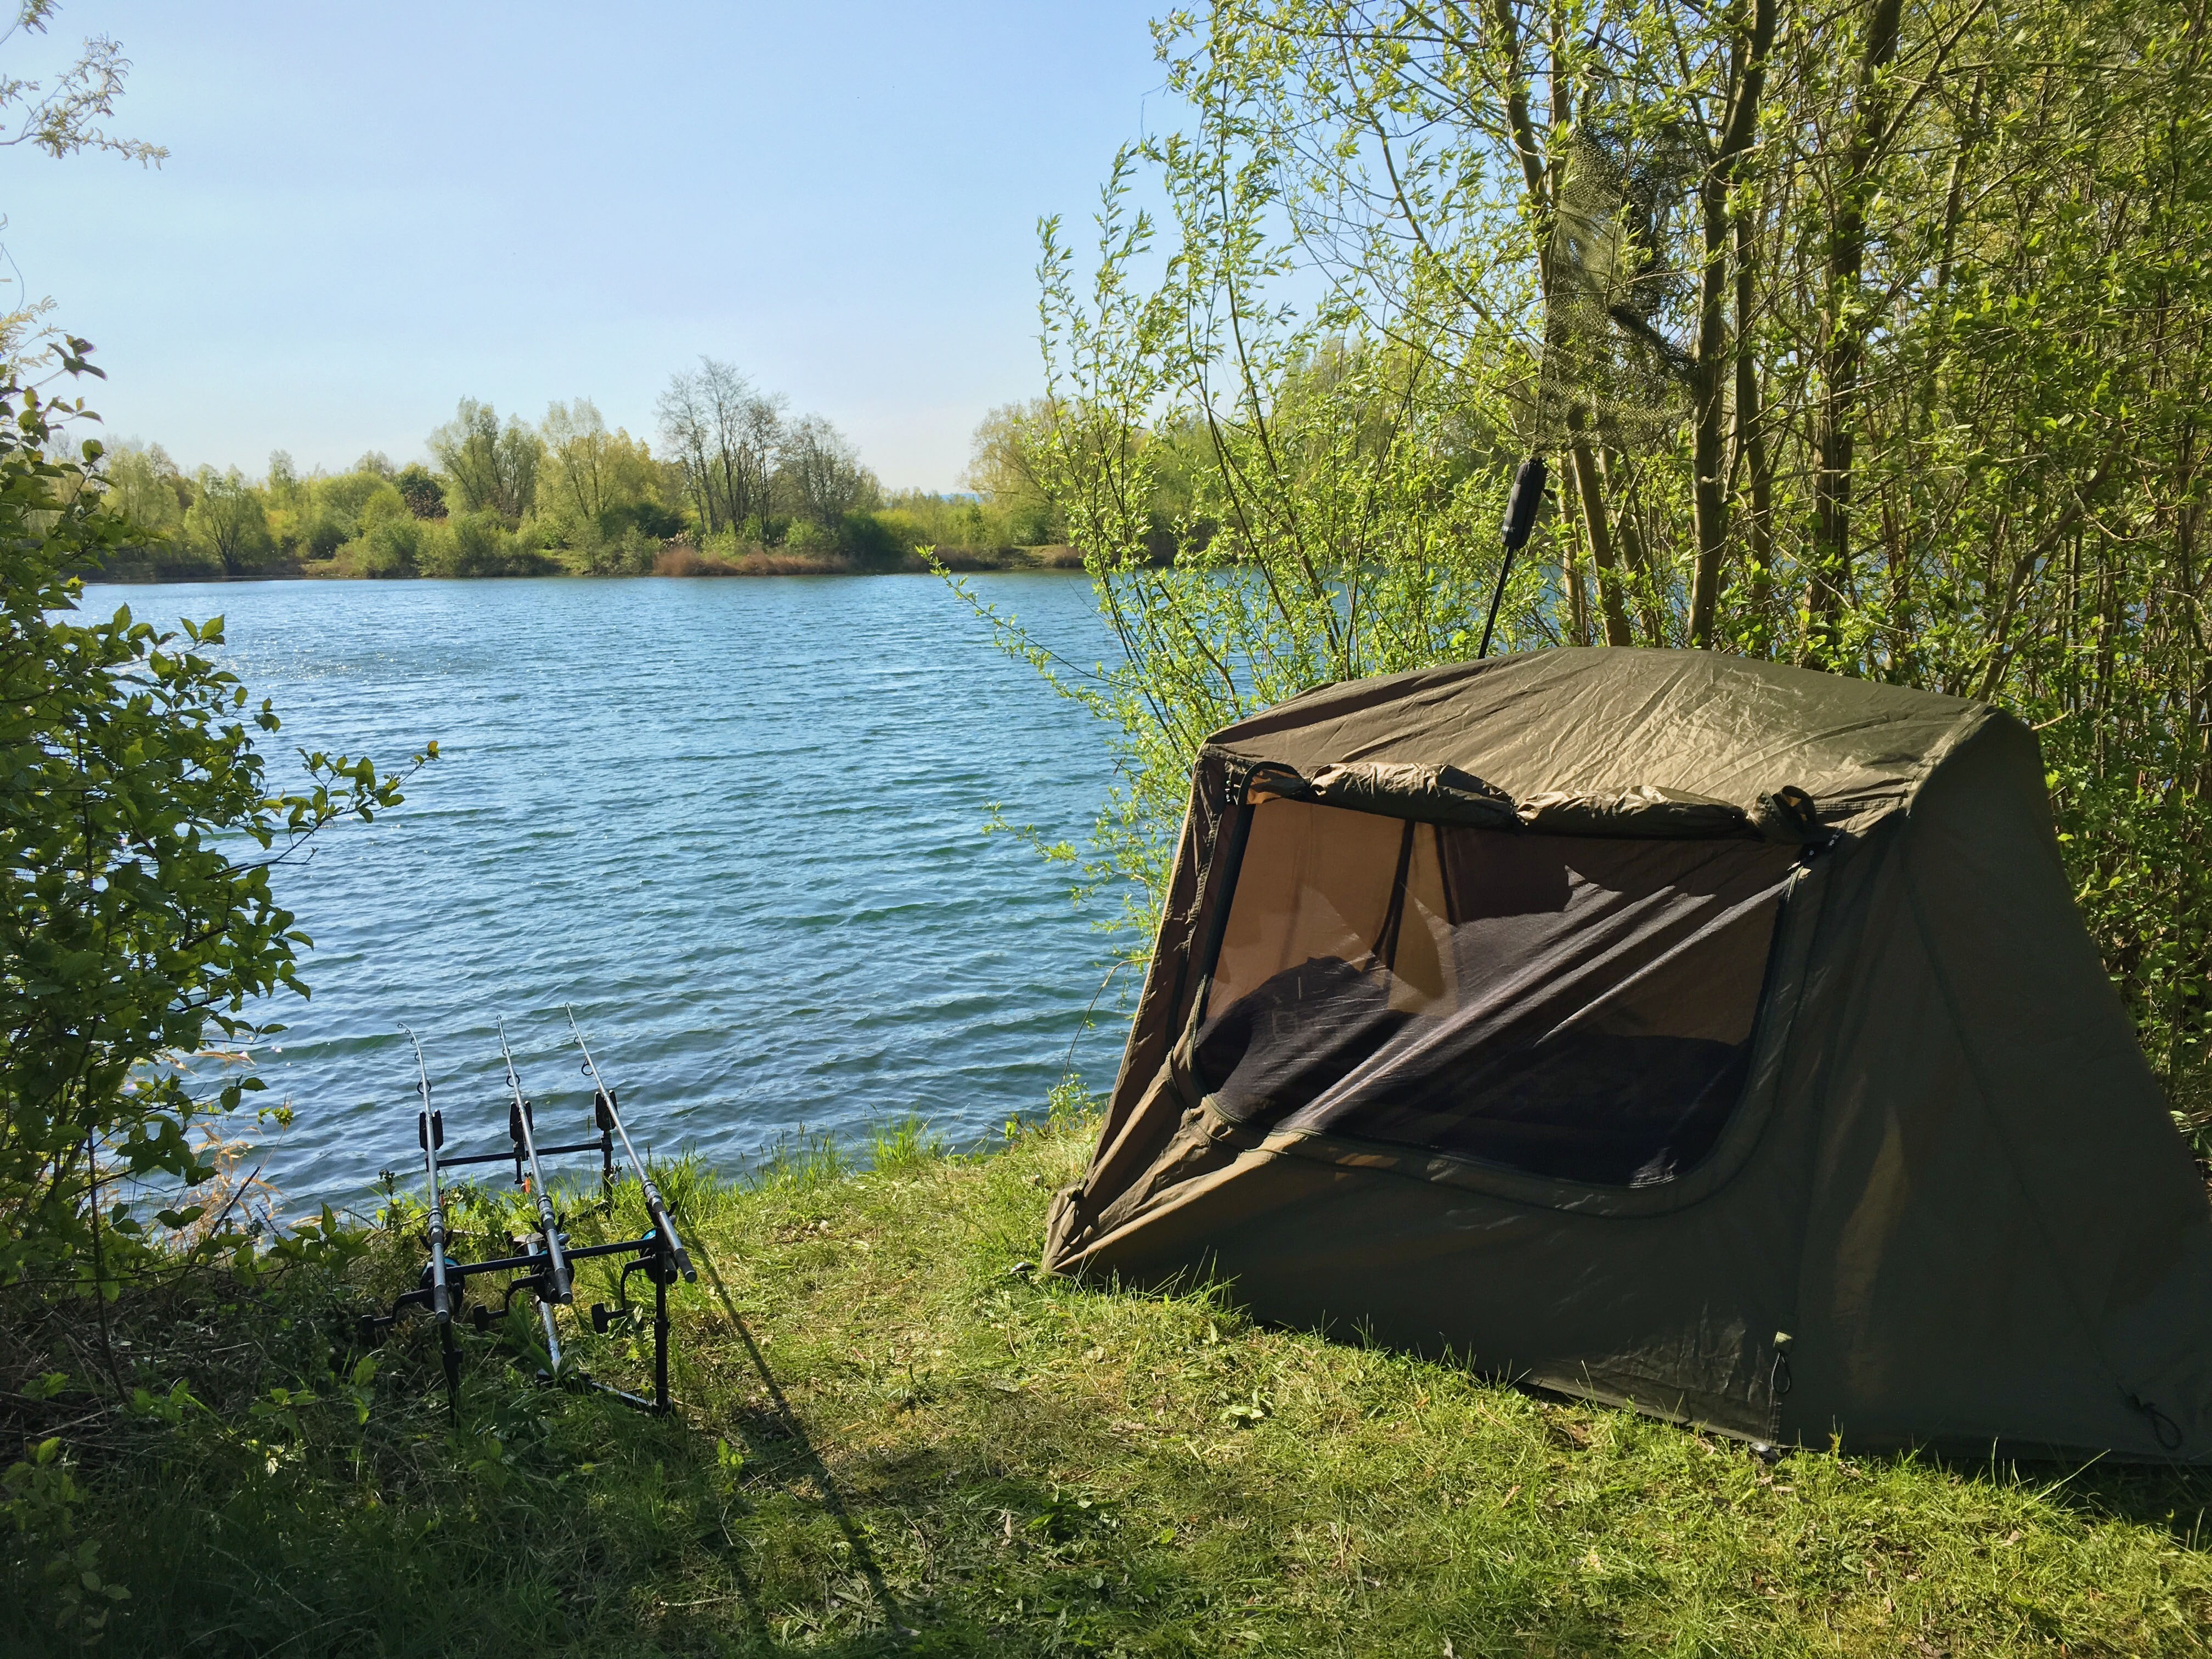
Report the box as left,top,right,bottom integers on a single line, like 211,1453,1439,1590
1502,455,1547,552
1479,455,1548,659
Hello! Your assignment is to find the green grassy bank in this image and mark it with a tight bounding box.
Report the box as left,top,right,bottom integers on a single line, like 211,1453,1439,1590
7,1110,2210,1656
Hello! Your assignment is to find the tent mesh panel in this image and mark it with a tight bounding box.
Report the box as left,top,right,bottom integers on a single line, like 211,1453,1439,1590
1195,800,1799,1186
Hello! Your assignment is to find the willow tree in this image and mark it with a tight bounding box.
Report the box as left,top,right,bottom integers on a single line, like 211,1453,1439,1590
1007,0,2212,1118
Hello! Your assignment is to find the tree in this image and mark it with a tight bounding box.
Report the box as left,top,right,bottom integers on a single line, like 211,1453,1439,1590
392,462,445,520
0,368,431,1297
297,466,403,558
964,400,1062,544
100,439,185,545
264,449,301,511
654,370,714,532
1000,0,2212,1113
426,399,541,523
657,359,782,537
543,396,665,530
183,466,269,575
778,413,876,529
543,397,615,520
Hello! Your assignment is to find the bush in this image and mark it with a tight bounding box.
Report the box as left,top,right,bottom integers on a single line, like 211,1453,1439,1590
411,511,564,578
838,510,904,566
301,515,347,560
579,526,658,576
783,516,837,554
0,360,432,1296
82,540,225,583
357,517,420,578
597,499,684,541
453,511,511,574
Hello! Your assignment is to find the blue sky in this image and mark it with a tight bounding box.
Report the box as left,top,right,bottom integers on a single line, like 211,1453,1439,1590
5,2,1170,488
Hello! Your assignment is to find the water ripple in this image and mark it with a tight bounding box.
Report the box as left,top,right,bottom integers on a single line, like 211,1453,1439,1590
88,574,1125,1206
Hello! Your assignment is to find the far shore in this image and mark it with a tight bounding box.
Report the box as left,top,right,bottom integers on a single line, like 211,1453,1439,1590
83,543,1093,584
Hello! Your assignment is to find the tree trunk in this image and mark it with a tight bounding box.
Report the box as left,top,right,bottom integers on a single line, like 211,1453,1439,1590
1560,452,1594,646
1596,447,1666,645
1807,0,1904,668
1689,0,1778,649
1733,208,1776,655
1570,437,1635,646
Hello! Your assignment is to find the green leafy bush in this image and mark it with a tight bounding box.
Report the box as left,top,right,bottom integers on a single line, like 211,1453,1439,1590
357,515,421,577
782,515,837,555
0,359,433,1297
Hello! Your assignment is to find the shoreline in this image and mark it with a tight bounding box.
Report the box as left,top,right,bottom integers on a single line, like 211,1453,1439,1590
81,543,1092,585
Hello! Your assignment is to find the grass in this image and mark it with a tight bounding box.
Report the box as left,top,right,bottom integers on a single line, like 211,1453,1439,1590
7,1105,2211,1656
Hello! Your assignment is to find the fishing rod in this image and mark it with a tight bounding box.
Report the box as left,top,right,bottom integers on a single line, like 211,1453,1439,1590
404,1025,453,1324
500,1020,573,1308
1478,457,1549,659
362,1026,467,1413
566,1006,695,1284
362,1020,687,1417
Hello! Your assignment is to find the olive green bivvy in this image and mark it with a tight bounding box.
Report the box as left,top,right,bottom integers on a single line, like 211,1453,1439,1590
1045,648,2212,1459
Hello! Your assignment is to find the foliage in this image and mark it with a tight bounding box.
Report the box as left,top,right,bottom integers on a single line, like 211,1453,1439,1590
540,396,664,528
969,160,1527,918
93,441,208,577
391,461,444,520
656,357,887,546
9,1119,2210,1655
781,411,879,529
877,484,1057,558
355,513,420,578
90,366,901,579
427,397,544,524
0,3,166,386
0,3,165,167
963,398,1066,546
0,369,434,1297
657,357,786,538
1003,0,2212,1111
181,465,270,575
98,441,183,538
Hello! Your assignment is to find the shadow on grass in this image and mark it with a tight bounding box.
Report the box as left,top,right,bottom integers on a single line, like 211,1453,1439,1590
1077,1268,2212,1558
690,1226,916,1646
1897,1451,2212,1549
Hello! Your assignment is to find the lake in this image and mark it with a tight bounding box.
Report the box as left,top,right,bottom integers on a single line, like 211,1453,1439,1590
83,574,1128,1212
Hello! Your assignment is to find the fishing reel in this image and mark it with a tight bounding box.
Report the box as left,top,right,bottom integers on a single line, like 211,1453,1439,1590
355,1251,467,1347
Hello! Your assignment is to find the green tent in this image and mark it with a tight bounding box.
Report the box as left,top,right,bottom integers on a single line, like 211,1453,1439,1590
1043,648,2212,1459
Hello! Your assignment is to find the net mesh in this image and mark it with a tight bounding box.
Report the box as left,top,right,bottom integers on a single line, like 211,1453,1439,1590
1195,799,1797,1186
1530,127,1700,453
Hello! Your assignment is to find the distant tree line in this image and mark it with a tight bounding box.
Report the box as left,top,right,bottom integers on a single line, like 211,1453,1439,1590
89,363,1067,580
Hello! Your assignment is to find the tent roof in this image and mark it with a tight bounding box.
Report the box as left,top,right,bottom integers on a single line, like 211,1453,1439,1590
1209,648,1995,830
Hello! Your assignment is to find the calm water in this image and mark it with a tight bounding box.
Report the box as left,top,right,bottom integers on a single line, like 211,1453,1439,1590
84,575,1127,1211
